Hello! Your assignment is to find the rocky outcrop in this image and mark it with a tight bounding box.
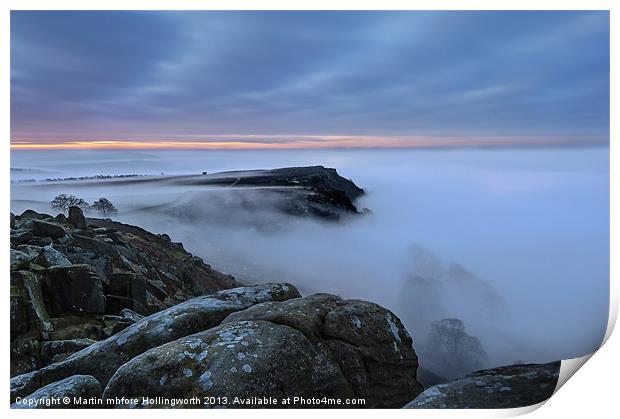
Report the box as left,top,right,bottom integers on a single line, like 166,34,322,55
84,166,367,221
104,293,422,408
11,286,422,408
10,208,240,376
10,283,300,401
32,220,67,239
68,206,87,229
404,362,560,409
183,166,366,220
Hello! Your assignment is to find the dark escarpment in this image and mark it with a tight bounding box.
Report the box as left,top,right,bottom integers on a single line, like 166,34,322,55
72,165,367,222
189,165,362,193
189,165,365,213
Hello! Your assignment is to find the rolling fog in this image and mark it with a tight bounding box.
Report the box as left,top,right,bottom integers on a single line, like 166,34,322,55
10,147,610,372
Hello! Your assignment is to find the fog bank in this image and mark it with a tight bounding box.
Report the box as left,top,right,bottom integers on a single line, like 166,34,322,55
11,147,610,372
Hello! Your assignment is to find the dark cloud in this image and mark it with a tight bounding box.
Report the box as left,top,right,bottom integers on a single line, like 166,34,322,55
10,11,610,145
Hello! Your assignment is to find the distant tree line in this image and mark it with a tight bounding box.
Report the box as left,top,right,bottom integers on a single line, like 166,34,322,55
50,194,119,216
44,174,144,182
12,174,146,184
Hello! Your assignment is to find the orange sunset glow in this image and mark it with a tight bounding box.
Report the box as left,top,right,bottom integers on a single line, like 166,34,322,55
9,134,606,150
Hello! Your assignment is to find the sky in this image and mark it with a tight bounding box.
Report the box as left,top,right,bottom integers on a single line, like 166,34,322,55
10,11,610,149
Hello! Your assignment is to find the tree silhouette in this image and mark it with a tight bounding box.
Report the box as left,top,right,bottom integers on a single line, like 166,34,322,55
50,194,90,214
91,198,118,215
425,318,488,376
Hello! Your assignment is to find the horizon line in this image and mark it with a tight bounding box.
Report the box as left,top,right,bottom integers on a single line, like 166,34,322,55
9,135,610,151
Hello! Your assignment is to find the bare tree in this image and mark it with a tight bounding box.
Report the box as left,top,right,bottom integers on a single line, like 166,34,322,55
50,194,90,214
91,198,118,215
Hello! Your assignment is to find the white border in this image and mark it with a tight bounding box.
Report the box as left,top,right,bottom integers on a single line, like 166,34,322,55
2,1,617,418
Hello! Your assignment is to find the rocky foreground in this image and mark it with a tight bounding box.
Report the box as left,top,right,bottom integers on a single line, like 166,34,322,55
10,207,239,377
10,206,560,409
11,285,424,408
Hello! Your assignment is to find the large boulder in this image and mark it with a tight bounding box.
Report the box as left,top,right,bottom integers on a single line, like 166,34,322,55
225,293,422,407
35,246,72,268
68,206,87,229
32,220,66,239
10,283,300,401
44,265,106,315
11,375,102,409
404,362,560,409
103,293,423,408
20,209,53,221
104,320,348,407
10,230,33,245
10,271,54,335
10,250,31,271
